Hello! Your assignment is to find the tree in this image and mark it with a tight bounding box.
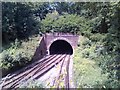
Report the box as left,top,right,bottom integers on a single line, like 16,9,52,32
41,12,89,34
2,2,50,44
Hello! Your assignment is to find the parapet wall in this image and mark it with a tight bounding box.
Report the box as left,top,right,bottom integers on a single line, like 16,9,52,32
45,33,79,49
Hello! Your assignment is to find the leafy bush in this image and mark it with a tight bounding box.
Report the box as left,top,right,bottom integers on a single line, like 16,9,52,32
18,79,44,88
41,13,90,34
89,33,106,42
1,50,30,70
95,45,107,56
0,35,40,75
81,38,98,59
1,53,13,69
13,39,21,48
74,35,120,88
82,39,91,48
82,30,92,38
103,79,120,88
73,36,108,88
74,49,107,88
82,49,90,58
2,2,44,44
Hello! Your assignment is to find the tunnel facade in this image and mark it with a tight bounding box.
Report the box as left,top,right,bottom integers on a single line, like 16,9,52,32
32,33,79,61
49,40,73,55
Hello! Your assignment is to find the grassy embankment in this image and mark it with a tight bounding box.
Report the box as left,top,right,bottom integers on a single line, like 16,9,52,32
0,35,46,88
73,35,108,88
0,35,41,75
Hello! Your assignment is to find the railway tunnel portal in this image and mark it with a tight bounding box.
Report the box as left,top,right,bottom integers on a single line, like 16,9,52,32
33,33,79,60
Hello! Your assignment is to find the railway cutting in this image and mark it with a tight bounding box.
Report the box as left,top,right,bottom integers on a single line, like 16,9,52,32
0,33,79,89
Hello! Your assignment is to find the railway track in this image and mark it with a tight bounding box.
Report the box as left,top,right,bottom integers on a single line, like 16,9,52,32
0,54,72,89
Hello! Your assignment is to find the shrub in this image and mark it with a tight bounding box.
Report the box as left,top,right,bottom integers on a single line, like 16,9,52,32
74,49,108,88
82,39,92,47
1,53,13,69
103,78,120,88
12,52,30,68
73,36,111,88
1,35,40,76
95,45,106,55
82,49,90,58
1,50,30,71
89,33,106,42
41,13,89,34
89,52,97,60
13,39,21,48
19,79,44,88
83,31,92,38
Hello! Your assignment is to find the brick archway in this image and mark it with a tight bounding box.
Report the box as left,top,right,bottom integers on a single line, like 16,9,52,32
33,33,78,60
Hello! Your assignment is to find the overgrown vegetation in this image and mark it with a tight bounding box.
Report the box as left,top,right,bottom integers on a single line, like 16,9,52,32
0,35,40,76
41,13,89,34
74,36,108,88
2,2,49,44
18,79,44,88
1,1,120,88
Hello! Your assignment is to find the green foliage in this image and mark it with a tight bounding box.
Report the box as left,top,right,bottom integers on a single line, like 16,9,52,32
99,3,120,86
0,35,40,74
2,2,49,44
82,38,91,47
0,48,30,70
82,30,92,38
82,49,90,58
41,13,89,34
74,34,120,88
80,38,96,60
89,33,107,42
73,37,108,88
1,2,120,88
52,2,113,33
18,79,44,88
0,53,13,69
94,54,120,88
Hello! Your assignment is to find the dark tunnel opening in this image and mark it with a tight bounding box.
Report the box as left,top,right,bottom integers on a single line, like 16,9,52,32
49,40,73,55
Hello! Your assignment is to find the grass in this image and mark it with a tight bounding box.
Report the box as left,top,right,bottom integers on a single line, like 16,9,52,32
0,35,46,88
0,35,41,75
73,36,108,88
18,79,44,88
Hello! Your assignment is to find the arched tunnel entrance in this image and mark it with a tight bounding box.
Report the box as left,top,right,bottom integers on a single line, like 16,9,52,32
49,40,73,55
